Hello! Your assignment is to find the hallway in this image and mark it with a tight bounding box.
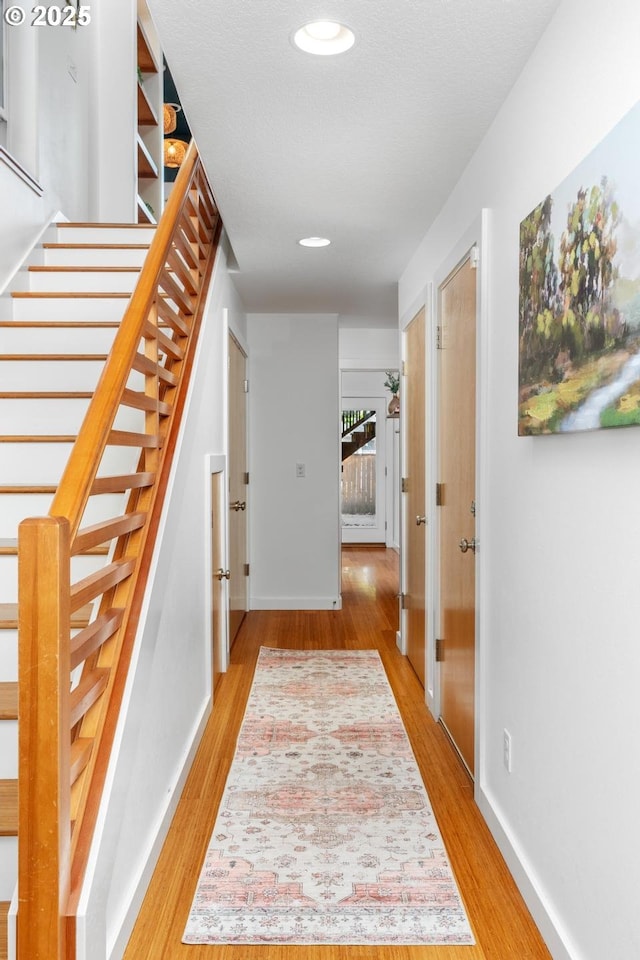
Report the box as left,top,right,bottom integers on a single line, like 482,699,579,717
124,546,550,959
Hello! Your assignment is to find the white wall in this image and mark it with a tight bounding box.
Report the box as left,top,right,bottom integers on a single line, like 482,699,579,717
339,326,399,370
77,243,246,960
0,1,138,294
399,2,640,958
248,313,340,609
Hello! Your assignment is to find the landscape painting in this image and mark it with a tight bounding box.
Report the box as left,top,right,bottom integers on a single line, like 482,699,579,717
518,101,640,435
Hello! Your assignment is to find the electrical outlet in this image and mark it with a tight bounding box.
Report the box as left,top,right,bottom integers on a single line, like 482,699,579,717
295,462,305,478
503,729,512,773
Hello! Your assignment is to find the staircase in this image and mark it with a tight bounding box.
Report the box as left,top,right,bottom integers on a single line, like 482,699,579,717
0,222,155,956
341,410,376,460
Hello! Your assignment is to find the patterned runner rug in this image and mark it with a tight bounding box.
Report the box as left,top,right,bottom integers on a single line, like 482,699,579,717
183,647,475,945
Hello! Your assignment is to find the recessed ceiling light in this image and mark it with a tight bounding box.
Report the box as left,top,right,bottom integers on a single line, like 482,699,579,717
298,236,331,248
293,21,355,56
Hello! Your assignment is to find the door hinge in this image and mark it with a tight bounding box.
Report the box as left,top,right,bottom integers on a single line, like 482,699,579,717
435,482,444,506
401,360,406,376
435,638,444,662
470,244,480,270
398,592,406,609
243,379,249,393
436,325,443,350
243,471,249,485
470,499,476,517
401,477,408,493
244,562,250,576
384,520,387,530
384,466,387,477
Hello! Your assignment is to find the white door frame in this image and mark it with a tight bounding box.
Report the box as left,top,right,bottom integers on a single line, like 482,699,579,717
430,210,489,791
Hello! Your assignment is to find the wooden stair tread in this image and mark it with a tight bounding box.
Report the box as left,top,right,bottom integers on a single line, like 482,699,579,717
57,222,155,229
0,683,17,720
42,242,150,250
0,354,108,361
0,322,166,330
0,321,119,329
0,485,56,493
0,435,76,443
0,391,93,399
12,292,133,299
0,602,93,629
28,266,140,273
0,900,8,960
0,781,17,836
0,538,107,556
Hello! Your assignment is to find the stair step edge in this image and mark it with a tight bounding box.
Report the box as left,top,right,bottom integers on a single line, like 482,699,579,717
0,780,18,836
0,683,17,721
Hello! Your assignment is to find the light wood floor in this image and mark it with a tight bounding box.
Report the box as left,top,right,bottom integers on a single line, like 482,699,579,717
124,546,551,960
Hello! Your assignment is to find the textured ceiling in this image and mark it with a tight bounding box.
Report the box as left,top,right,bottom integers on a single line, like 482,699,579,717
149,0,561,327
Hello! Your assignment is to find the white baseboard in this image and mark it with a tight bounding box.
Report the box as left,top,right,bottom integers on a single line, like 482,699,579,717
477,784,581,960
250,596,341,610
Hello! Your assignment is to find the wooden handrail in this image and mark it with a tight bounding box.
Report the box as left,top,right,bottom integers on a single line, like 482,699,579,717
17,140,222,959
342,409,375,438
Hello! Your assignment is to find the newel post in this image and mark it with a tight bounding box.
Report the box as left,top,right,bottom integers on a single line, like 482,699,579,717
17,516,71,960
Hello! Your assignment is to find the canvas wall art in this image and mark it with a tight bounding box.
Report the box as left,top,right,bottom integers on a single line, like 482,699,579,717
518,101,640,435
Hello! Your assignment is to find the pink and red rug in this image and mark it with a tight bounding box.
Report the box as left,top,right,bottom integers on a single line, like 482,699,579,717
183,647,475,945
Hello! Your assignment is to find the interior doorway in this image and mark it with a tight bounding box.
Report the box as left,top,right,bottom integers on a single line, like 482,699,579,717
341,396,387,544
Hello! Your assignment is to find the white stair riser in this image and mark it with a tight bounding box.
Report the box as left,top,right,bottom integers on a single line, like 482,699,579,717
0,628,90,682
7,295,131,323
49,226,156,244
43,247,149,268
0,326,116,355
0,398,89,432
0,398,144,434
0,441,141,483
0,554,113,604
0,492,127,537
0,837,17,900
0,721,17,779
0,635,17,678
0,360,107,391
26,270,140,294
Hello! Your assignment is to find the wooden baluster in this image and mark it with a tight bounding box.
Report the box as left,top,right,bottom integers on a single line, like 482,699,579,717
145,300,161,473
17,517,71,960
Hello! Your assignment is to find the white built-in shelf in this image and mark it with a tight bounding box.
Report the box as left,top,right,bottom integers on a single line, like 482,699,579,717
137,134,158,180
137,81,158,127
137,195,157,225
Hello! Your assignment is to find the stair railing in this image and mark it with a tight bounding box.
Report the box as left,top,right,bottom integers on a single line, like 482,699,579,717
17,141,222,959
341,409,375,438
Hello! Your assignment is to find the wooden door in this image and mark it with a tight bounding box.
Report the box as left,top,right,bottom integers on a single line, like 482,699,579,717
438,255,477,775
211,472,225,688
405,308,427,687
228,334,248,645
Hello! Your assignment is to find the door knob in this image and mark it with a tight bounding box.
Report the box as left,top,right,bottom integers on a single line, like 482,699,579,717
416,515,427,526
215,568,231,580
230,500,246,511
459,538,477,554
